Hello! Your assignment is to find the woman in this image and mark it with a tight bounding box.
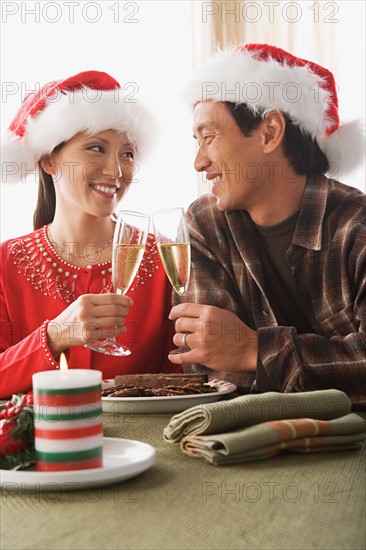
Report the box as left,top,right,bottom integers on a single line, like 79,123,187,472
0,70,179,398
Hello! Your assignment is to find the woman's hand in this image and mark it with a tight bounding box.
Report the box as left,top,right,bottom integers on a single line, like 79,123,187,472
168,303,258,373
47,293,133,359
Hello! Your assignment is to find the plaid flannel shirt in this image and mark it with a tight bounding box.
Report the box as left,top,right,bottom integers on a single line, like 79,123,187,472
183,175,366,410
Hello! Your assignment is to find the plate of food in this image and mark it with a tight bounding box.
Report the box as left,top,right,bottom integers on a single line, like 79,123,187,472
1,438,156,491
101,373,237,414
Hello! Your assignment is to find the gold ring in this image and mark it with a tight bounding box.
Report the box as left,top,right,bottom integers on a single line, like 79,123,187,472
182,333,190,349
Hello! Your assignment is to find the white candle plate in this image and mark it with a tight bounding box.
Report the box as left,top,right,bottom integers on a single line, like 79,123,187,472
0,438,156,491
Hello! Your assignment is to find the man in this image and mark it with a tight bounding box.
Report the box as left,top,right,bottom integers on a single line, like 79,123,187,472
168,44,366,410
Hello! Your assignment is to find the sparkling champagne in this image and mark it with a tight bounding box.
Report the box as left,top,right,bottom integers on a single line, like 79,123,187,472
113,244,146,294
157,242,190,296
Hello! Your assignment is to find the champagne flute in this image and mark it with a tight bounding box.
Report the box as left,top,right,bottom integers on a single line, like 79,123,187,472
152,207,191,354
88,210,150,356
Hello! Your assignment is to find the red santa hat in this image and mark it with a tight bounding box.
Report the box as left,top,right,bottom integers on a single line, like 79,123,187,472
185,43,365,178
2,70,156,183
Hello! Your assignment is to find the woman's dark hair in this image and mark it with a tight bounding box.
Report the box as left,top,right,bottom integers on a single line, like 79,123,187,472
33,144,63,230
224,102,329,176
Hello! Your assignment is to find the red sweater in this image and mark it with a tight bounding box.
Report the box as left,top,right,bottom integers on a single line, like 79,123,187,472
0,226,180,398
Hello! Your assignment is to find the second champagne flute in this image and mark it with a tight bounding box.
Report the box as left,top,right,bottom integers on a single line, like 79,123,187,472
152,207,191,354
87,210,150,356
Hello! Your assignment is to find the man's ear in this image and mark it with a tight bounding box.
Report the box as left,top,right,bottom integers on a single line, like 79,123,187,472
260,110,286,153
39,155,57,176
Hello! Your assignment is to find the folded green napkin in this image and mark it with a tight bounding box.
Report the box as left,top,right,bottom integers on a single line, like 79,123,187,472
163,390,352,443
181,414,366,465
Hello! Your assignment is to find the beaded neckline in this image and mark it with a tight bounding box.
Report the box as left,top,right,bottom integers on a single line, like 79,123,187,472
42,225,112,270
9,226,161,303
46,224,114,261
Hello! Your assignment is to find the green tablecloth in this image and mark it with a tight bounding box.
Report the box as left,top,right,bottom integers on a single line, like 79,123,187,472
1,412,365,550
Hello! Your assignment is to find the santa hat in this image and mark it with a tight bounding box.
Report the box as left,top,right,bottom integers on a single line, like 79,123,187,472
1,70,156,183
185,43,365,177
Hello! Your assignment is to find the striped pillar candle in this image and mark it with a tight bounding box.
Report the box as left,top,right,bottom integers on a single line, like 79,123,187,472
32,369,103,472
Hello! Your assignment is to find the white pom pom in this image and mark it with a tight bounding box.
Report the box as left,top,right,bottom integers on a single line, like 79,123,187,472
1,132,36,184
319,120,365,180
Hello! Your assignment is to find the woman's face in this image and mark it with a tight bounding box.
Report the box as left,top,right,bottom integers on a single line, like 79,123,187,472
45,129,136,219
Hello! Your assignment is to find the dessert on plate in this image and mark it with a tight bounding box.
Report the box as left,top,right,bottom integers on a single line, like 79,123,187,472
102,373,218,397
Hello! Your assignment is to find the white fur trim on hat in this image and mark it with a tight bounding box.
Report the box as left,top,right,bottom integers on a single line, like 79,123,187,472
2,88,157,184
185,48,333,138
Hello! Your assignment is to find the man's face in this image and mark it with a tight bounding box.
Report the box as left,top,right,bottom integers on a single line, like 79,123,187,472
193,101,266,212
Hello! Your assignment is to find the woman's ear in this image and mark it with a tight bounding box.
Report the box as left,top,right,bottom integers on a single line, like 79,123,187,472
260,110,286,153
40,155,57,176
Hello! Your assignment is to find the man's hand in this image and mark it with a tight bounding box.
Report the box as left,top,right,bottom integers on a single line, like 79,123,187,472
168,303,258,372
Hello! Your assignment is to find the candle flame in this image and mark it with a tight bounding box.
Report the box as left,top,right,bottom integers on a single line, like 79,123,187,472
59,353,69,371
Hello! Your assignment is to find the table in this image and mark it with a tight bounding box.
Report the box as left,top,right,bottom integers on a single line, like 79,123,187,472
1,411,365,550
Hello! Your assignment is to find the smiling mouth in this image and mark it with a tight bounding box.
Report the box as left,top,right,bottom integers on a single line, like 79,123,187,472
209,175,221,192
89,184,120,197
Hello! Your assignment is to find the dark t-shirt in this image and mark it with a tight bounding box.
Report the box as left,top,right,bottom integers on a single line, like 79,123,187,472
253,211,313,334
252,211,315,390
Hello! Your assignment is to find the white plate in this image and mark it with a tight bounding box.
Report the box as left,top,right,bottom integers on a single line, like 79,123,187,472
0,438,156,491
101,379,237,414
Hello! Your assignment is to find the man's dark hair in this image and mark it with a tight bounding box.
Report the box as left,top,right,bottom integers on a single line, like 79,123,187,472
224,102,330,176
